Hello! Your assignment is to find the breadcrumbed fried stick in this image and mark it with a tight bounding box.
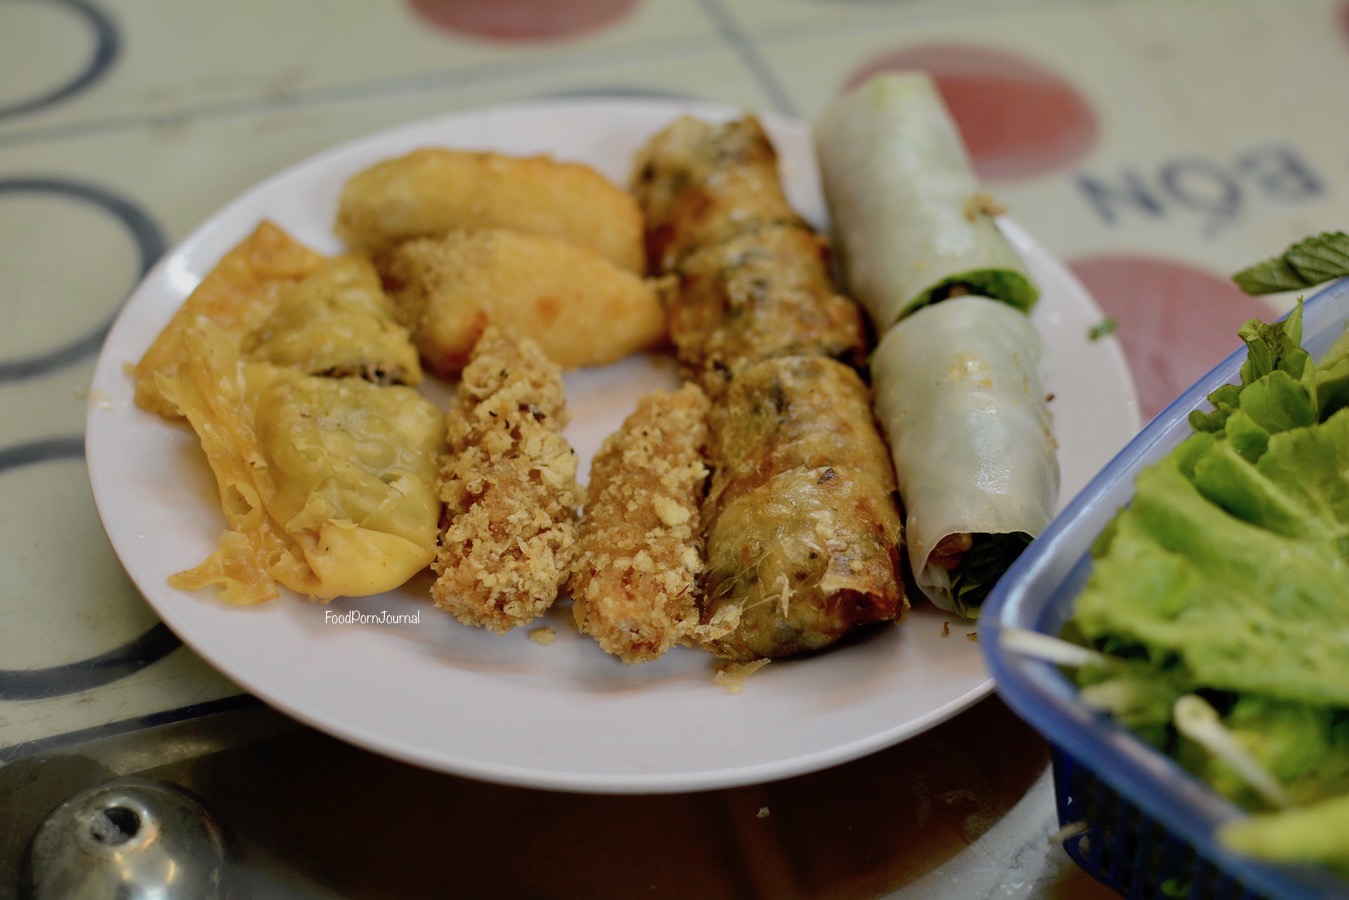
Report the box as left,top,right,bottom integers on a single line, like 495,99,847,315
569,382,711,663
431,327,580,633
384,227,665,377
334,147,646,273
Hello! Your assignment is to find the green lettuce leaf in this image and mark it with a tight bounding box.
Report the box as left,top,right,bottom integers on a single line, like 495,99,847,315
1221,791,1349,876
1316,322,1349,420
1064,297,1349,875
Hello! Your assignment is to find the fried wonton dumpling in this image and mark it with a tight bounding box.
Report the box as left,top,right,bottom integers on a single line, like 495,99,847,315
133,220,325,418
158,319,446,604
135,223,422,420
243,254,422,386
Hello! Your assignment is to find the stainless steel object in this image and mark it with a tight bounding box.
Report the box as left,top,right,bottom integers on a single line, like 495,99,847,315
24,777,236,899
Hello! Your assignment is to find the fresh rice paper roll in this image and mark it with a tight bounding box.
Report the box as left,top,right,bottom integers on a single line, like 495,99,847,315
813,71,1039,330
872,296,1059,618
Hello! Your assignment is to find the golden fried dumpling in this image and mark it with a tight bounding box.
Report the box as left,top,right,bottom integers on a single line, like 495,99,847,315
158,319,446,604
243,254,422,386
133,220,325,418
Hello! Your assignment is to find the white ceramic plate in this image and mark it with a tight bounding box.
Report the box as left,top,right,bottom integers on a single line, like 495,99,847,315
85,98,1140,794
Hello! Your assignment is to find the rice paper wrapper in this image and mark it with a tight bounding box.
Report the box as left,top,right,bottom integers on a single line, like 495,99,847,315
813,71,1038,330
872,296,1059,616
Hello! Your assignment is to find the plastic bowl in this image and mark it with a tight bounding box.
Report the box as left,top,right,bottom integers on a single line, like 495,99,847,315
980,277,1349,900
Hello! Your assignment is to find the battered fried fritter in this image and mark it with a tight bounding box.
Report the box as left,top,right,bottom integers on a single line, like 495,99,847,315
568,382,710,663
431,327,581,634
133,220,325,418
384,227,665,377
335,148,646,273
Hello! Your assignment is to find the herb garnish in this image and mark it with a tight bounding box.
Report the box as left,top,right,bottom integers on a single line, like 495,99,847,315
1232,231,1349,295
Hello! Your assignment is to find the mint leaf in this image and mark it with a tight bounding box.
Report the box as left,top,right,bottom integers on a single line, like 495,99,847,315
1233,231,1349,295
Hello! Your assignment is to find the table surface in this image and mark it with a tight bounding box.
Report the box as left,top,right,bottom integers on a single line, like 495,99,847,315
3,1,1346,897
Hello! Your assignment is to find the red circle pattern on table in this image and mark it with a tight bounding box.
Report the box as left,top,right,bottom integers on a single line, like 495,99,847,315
845,44,1098,183
408,0,635,42
1067,255,1276,422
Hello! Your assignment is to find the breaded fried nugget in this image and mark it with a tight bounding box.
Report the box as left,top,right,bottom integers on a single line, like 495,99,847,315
385,228,665,377
432,327,580,633
569,382,710,663
133,220,325,418
335,148,646,273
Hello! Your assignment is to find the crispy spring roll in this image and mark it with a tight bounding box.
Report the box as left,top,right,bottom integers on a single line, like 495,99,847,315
871,296,1059,618
569,382,711,663
334,148,646,273
813,72,1039,331
432,327,581,634
384,227,665,377
630,114,807,272
665,221,867,394
698,356,906,660
631,115,867,394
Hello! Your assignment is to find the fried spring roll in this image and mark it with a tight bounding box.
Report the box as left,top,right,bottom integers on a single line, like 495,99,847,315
631,115,867,394
665,222,867,394
698,356,906,660
432,327,581,633
631,115,807,272
569,383,711,663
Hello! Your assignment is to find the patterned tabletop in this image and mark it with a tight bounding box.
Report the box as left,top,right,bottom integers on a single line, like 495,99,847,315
2,1,1346,896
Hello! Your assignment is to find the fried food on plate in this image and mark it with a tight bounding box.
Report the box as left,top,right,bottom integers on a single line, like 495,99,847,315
630,115,866,396
135,224,425,420
158,320,446,605
384,227,665,377
665,221,866,395
630,114,807,272
243,253,422,386
569,382,710,663
133,220,325,418
432,326,581,633
334,147,646,273
697,356,906,660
